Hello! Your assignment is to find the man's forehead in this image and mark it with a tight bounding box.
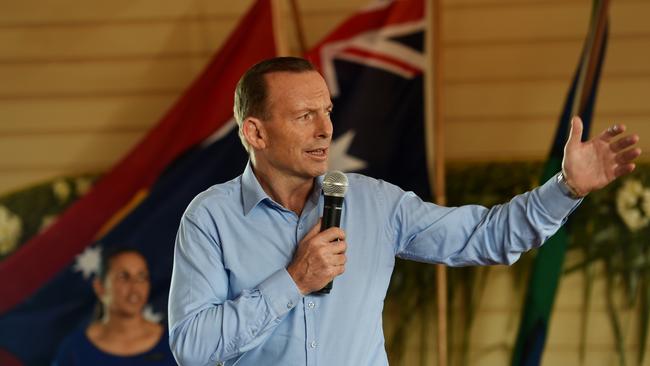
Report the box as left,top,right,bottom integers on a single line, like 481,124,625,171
264,71,332,105
265,71,327,90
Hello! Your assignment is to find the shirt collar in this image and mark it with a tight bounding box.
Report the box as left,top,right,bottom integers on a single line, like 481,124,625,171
241,161,324,216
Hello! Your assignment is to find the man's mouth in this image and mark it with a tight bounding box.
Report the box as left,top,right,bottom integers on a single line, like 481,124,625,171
306,148,327,157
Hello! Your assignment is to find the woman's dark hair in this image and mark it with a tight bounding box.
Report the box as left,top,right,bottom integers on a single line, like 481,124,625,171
97,246,148,282
93,246,149,320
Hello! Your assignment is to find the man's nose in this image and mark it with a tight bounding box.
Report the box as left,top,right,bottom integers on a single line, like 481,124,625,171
315,113,333,139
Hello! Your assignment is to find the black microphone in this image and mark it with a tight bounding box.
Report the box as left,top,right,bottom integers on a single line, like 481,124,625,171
316,171,348,294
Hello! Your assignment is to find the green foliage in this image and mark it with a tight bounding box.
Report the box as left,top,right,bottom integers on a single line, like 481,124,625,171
386,162,650,366
0,175,97,260
567,167,650,366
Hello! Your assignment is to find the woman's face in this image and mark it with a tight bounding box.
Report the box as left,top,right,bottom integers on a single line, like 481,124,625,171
96,252,150,318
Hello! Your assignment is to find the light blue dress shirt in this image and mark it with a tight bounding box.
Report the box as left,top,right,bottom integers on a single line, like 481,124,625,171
168,163,580,366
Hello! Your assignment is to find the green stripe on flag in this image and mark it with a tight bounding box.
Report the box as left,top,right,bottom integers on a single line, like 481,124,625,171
511,1,609,365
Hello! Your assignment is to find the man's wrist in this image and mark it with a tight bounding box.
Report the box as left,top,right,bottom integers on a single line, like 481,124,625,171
286,264,308,295
557,172,585,199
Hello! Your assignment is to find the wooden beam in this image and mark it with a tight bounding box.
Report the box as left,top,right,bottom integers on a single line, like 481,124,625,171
426,0,448,364
288,0,308,55
271,0,290,56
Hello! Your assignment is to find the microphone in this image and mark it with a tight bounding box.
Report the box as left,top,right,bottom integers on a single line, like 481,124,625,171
316,171,348,294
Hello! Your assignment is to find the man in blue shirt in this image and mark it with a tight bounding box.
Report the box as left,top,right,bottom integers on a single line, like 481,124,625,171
168,57,641,365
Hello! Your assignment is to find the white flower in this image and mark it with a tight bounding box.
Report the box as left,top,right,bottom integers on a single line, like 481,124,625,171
52,179,71,202
39,215,57,232
0,206,23,255
642,190,650,218
616,179,650,231
75,177,93,196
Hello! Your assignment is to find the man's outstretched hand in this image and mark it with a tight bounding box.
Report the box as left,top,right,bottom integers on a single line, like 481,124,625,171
562,116,642,197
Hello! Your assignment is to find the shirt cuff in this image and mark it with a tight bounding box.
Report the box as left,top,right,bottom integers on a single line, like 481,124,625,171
537,173,583,220
258,268,303,319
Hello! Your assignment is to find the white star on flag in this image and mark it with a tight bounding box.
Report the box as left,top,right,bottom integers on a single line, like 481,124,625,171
73,246,102,280
328,130,368,172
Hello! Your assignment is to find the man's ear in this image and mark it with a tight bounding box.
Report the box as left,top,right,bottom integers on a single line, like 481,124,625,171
242,117,267,150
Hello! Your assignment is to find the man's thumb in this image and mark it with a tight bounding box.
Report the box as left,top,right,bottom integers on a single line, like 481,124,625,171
567,116,584,147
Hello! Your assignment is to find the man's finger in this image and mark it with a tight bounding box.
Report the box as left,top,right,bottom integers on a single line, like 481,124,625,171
599,123,626,142
614,163,636,178
303,220,322,242
329,240,347,254
319,227,346,243
616,147,642,165
611,134,640,153
330,253,347,266
567,116,584,146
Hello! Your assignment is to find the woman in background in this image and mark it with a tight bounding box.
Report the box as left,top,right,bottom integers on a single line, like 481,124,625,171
53,247,176,365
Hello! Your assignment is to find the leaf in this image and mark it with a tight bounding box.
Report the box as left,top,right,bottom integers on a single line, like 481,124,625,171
606,261,627,366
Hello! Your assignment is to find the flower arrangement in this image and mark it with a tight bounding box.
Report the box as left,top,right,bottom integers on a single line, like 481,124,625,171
0,205,22,255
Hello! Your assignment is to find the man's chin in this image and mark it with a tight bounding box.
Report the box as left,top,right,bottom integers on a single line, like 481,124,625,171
312,163,329,177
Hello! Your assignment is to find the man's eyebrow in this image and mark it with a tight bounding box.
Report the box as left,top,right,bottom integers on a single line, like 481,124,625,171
293,104,333,113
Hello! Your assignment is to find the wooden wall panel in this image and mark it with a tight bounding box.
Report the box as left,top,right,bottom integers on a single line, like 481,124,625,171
0,21,235,60
0,1,250,23
1,1,649,364
0,0,371,194
0,95,176,133
394,264,650,366
0,59,205,95
0,132,143,170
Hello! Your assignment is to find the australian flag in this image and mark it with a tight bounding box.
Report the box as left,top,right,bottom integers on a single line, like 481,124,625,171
309,0,430,200
0,0,428,365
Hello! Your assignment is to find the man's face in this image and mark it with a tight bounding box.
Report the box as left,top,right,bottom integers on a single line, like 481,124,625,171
257,71,333,179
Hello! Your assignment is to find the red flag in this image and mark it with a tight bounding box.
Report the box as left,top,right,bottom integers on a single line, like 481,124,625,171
0,0,276,313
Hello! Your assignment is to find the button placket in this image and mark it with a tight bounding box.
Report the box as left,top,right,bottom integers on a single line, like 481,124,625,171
304,296,317,366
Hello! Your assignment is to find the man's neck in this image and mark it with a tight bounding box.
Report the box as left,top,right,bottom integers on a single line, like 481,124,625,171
252,164,315,216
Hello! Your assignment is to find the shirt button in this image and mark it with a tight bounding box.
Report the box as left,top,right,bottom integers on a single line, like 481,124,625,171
287,301,293,309
307,301,315,309
310,341,317,348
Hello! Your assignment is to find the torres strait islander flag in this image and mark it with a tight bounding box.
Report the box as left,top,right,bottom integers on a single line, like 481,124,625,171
512,1,609,365
0,0,429,365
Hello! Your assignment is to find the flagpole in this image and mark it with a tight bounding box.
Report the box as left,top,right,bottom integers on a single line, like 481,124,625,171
271,0,290,56
288,0,308,55
575,0,610,116
426,0,448,365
